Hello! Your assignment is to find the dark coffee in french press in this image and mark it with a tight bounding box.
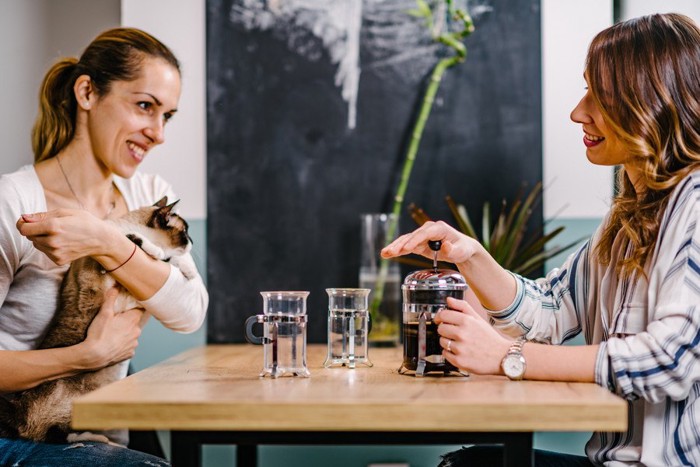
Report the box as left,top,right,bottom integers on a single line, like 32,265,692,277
400,240,468,376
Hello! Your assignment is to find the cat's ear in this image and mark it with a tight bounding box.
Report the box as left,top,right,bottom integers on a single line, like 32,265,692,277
153,196,168,208
166,199,180,211
159,199,180,217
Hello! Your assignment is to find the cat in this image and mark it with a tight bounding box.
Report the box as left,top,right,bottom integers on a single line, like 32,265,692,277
0,196,197,445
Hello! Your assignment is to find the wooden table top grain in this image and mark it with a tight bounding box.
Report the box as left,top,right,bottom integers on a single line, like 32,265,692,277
72,344,627,433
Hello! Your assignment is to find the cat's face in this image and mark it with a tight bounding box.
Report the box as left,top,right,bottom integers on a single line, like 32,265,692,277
121,196,192,256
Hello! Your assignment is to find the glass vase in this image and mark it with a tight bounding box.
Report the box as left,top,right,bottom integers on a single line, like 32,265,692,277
359,213,401,346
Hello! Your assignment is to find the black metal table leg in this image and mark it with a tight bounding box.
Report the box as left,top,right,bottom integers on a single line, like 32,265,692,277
171,431,202,467
236,443,258,467
503,433,533,467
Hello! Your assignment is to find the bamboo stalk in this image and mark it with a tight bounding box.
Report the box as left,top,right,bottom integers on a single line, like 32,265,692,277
368,5,474,323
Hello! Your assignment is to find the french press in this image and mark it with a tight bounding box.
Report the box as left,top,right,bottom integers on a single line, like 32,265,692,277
244,291,311,378
400,241,468,376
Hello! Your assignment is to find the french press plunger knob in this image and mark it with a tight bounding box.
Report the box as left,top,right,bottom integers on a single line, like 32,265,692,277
428,240,442,271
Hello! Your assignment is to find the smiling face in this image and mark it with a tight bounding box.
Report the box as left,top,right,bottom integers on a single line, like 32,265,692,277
83,57,181,178
570,82,629,168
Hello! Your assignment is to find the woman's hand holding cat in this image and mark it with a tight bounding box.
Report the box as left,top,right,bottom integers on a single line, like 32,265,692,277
79,288,143,370
16,209,118,266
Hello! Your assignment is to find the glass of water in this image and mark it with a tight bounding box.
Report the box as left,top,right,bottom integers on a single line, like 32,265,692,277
324,288,372,369
245,291,311,378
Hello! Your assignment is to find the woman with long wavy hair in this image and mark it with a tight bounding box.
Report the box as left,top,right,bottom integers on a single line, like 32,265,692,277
383,13,700,466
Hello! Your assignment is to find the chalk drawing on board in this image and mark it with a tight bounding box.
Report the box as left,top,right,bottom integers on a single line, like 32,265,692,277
228,0,492,130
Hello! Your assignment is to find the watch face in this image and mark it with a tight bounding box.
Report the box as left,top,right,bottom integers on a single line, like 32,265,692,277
503,355,525,379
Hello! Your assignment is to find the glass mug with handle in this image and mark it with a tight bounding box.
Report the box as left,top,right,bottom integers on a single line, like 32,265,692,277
245,291,311,378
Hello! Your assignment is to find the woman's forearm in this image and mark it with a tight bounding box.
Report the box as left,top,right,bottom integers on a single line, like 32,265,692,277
457,244,519,311
519,342,598,382
0,344,101,393
93,231,171,301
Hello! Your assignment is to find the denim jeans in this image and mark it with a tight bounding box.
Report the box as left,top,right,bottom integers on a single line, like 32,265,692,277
0,437,170,467
438,446,595,467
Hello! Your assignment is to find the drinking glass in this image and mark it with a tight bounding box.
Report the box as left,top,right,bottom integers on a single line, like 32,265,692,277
245,291,310,378
323,288,372,369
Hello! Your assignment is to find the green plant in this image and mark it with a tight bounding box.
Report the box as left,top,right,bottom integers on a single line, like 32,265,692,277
408,182,585,276
370,0,475,325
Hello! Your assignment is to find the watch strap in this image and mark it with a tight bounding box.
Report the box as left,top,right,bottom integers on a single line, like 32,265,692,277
507,336,527,356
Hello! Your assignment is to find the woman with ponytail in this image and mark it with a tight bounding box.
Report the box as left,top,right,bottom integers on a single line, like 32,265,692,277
0,28,208,466
383,13,700,466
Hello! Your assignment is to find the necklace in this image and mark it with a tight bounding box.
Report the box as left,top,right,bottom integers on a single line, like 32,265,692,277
56,154,116,219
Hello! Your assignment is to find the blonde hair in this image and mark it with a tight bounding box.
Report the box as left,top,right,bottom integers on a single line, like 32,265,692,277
587,13,700,277
32,27,180,163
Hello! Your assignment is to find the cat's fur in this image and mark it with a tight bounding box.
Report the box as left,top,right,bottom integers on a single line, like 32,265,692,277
0,196,196,445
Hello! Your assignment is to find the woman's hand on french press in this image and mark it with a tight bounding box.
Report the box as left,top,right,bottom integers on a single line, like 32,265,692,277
380,220,478,265
435,297,510,375
16,209,114,265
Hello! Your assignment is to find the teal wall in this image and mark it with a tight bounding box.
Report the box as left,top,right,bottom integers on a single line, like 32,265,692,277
132,217,602,466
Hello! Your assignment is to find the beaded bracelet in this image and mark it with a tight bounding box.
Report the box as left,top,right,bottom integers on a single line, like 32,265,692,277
101,243,138,275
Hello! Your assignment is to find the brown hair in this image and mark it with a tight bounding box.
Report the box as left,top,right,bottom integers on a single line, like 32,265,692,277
32,27,180,163
586,13,700,277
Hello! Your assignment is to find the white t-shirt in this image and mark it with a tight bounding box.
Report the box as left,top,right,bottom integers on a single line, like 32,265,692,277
0,165,208,351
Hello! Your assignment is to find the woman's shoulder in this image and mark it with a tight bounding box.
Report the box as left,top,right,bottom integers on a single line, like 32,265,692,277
0,165,44,211
666,170,700,215
115,171,177,209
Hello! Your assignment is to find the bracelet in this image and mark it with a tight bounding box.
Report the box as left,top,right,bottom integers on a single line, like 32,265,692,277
101,243,138,275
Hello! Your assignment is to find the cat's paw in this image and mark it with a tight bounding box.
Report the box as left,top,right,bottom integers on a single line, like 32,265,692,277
170,254,197,280
128,234,166,260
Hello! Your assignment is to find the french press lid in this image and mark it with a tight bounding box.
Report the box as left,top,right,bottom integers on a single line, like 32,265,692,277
402,269,468,304
401,239,468,304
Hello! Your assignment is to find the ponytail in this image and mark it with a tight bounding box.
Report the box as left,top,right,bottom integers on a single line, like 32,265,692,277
32,58,79,163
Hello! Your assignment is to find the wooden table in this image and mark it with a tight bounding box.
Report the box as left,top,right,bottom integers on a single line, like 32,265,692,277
72,344,627,467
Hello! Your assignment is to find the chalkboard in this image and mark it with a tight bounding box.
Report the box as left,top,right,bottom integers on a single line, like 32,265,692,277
206,0,542,343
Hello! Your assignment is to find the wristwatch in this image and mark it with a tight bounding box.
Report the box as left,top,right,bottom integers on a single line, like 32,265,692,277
501,337,527,380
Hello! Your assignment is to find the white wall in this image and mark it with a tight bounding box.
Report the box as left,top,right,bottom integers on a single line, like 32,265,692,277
542,0,614,219
620,0,700,20
0,0,50,175
0,0,120,173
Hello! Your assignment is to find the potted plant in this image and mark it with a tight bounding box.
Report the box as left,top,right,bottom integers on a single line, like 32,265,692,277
407,182,586,275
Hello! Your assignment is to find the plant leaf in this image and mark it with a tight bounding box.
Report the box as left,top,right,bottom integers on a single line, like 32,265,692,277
513,237,587,276
513,226,567,266
408,202,432,226
499,183,542,267
481,202,491,251
446,195,477,238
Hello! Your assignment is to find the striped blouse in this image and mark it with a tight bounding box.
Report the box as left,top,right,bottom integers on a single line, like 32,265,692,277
490,170,700,466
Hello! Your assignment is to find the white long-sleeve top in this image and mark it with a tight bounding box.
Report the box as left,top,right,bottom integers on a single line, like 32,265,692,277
0,165,208,352
490,171,700,466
